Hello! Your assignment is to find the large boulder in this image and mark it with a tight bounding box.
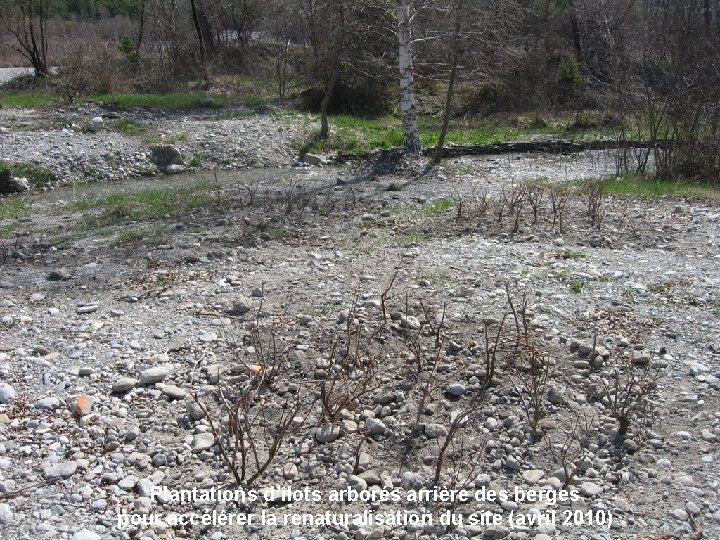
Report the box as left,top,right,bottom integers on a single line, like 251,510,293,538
89,116,104,133
150,145,183,170
10,177,29,193
0,169,28,194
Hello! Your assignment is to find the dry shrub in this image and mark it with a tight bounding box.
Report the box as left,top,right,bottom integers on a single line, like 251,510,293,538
55,42,128,99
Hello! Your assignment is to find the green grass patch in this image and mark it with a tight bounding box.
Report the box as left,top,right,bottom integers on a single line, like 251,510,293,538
392,230,427,245
113,225,166,246
0,197,31,221
558,248,586,260
416,273,453,286
0,160,56,188
72,182,215,230
600,176,720,199
92,92,266,109
107,118,147,135
0,91,57,108
419,197,454,215
305,113,588,154
569,278,584,293
268,226,286,240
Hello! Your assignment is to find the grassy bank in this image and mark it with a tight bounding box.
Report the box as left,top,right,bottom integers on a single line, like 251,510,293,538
303,113,613,154
602,176,720,199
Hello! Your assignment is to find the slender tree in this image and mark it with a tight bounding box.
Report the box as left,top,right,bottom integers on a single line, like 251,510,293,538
0,0,50,77
398,0,422,154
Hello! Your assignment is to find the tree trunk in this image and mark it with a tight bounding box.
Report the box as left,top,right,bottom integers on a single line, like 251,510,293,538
434,49,458,164
705,0,711,30
568,0,582,63
398,0,422,155
189,0,206,62
320,64,339,139
136,0,146,53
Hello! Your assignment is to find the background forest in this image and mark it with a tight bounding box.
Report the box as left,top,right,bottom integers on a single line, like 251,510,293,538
1,0,720,181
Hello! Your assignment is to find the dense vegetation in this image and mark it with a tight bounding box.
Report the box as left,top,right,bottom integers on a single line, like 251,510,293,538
1,0,719,181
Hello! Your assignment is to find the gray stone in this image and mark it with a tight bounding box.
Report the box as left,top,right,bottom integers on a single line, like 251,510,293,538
161,384,186,400
358,470,381,486
70,532,100,540
631,351,651,365
47,269,71,281
400,315,421,330
446,383,466,397
424,423,448,438
315,424,341,443
150,145,182,168
0,383,16,404
186,400,206,421
283,463,298,480
193,433,215,453
230,295,253,315
35,397,60,410
579,482,603,496
365,418,386,435
165,164,185,174
347,475,367,491
10,177,29,193
303,153,322,166
43,461,78,479
0,503,12,524
112,377,138,393
401,471,417,490
89,116,104,133
137,478,154,497
522,469,545,484
140,366,169,385
670,508,688,521
76,305,98,314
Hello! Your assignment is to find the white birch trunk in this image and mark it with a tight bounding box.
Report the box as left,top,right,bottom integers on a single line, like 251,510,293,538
398,0,422,155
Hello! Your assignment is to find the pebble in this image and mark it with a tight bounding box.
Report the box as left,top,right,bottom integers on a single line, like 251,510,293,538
522,469,545,484
670,508,688,521
70,530,101,540
112,377,138,393
74,395,94,417
365,418,386,435
35,396,61,409
140,366,170,384
47,269,71,281
424,424,448,438
161,384,186,400
230,295,252,315
315,424,341,443
193,433,216,453
186,400,206,420
43,461,78,479
0,383,16,404
446,383,466,396
0,503,13,523
580,482,604,496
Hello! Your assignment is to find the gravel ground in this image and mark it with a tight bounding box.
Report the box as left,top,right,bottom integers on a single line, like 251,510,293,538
0,109,719,540
0,104,313,182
